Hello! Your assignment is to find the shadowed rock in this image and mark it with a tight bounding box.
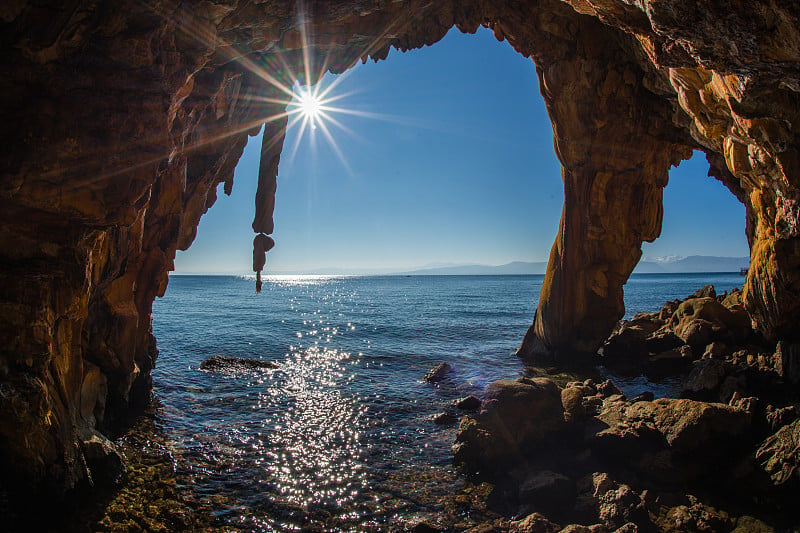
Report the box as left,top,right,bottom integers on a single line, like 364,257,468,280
199,355,278,373
453,378,564,474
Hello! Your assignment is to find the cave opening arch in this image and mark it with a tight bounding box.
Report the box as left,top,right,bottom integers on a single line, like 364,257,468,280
4,0,800,505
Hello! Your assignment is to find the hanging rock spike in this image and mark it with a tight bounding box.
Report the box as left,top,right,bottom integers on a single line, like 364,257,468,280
253,233,275,293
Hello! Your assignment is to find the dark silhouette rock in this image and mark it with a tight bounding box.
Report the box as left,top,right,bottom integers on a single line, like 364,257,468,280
432,412,458,425
199,355,278,372
456,395,481,410
82,432,126,487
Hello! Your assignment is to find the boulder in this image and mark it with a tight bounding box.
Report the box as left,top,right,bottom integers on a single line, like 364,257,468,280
82,432,126,487
199,355,278,372
593,398,752,482
456,395,482,410
667,297,752,349
453,378,564,474
622,399,751,454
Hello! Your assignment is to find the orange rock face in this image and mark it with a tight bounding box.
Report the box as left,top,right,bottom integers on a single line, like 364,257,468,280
1,0,799,494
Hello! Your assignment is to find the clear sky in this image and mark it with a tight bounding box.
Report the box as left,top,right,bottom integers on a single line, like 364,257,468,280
174,27,749,275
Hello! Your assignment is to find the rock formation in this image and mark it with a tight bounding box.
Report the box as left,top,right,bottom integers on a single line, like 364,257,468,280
2,0,800,498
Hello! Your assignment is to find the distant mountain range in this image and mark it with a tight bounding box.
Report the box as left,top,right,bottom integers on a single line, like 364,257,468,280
392,256,750,276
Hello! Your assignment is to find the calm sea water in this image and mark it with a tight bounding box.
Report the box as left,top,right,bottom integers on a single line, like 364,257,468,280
151,273,743,530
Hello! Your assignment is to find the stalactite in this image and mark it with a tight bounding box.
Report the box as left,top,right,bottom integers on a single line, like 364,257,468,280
251,114,288,292
252,233,275,293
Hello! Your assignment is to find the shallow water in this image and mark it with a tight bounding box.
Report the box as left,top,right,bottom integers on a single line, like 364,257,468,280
151,273,743,530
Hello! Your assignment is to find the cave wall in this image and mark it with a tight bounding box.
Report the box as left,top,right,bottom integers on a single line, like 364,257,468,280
1,0,799,495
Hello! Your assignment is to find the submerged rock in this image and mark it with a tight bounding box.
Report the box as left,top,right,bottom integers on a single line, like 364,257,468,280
423,362,452,383
199,355,278,372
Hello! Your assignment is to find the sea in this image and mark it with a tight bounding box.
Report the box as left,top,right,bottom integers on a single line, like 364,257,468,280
149,273,744,531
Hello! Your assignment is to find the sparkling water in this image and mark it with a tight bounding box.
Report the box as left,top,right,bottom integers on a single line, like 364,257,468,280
151,273,743,530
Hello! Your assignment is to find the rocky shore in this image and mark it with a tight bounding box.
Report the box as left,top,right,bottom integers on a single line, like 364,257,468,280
446,286,799,532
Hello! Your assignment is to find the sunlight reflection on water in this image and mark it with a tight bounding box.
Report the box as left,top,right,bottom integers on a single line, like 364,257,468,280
151,273,743,530
259,346,367,510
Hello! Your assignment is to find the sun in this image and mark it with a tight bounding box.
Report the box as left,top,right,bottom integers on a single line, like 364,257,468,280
289,85,330,130
298,90,322,121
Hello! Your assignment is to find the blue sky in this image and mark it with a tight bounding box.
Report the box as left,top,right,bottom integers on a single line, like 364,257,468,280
174,27,748,274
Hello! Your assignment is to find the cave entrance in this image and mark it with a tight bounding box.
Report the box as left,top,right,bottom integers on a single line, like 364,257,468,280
154,26,750,530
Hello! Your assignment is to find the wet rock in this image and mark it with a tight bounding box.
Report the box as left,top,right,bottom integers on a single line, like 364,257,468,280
432,412,458,425
601,327,649,373
423,362,452,383
510,512,559,533
199,355,278,372
453,378,564,474
755,418,800,486
456,395,481,410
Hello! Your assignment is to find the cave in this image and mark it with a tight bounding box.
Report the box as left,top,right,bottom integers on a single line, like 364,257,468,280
2,0,800,514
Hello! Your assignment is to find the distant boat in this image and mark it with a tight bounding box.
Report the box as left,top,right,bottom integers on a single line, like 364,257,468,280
740,267,748,275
